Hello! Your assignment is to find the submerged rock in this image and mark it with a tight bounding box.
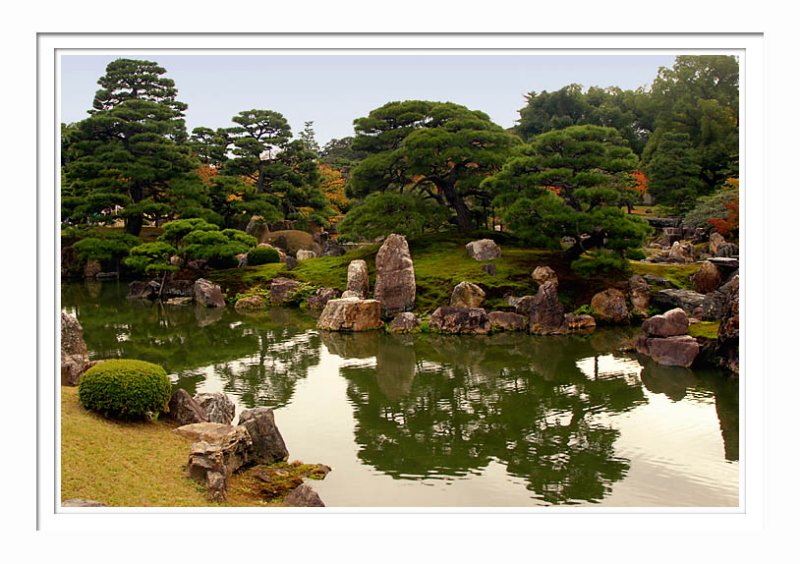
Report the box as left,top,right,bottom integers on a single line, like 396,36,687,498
317,298,383,332
636,335,700,368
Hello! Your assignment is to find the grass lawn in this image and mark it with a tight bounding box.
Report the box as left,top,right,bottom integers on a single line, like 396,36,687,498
61,386,286,507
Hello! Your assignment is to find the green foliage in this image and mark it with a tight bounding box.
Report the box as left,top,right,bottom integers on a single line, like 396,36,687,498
571,249,630,278
625,248,646,261
337,192,449,242
183,228,254,269
573,304,595,316
348,100,520,232
159,218,219,248
643,131,704,213
688,321,721,340
78,359,172,420
72,231,140,263
247,246,281,266
124,241,178,274
189,127,231,167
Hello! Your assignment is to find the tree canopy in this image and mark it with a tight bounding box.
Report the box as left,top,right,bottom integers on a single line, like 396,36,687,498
348,100,520,232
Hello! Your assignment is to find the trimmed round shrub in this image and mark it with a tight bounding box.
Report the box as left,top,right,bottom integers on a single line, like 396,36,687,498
247,246,281,265
78,359,172,420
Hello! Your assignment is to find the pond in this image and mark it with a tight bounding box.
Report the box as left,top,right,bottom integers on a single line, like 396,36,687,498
61,281,740,508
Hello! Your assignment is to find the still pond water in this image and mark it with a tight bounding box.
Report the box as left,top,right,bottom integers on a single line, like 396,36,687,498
62,281,739,507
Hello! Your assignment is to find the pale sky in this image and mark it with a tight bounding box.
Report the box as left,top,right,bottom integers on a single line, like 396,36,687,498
60,54,676,145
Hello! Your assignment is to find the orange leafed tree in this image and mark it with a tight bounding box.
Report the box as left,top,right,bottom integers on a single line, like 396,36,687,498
708,178,739,237
631,169,648,196
319,164,349,218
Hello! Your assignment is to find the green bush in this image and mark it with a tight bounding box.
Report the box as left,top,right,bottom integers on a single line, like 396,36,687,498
625,248,646,261
248,246,281,266
78,359,172,420
571,249,630,278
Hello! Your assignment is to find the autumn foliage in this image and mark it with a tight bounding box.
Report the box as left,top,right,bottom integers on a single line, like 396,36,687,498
630,169,648,196
707,178,739,237
319,164,349,219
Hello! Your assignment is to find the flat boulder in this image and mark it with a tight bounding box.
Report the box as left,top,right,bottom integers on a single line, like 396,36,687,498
591,288,629,324
636,335,700,368
429,307,491,335
174,422,235,444
346,259,369,298
270,277,301,306
374,234,416,317
651,289,706,314
194,278,225,308
165,389,208,426
193,392,236,425
61,312,90,386
237,407,289,465
466,239,501,261
307,287,342,313
388,312,421,333
450,281,486,309
186,441,228,502
317,298,383,332
283,484,325,507
642,308,689,337
234,295,265,314
488,311,527,332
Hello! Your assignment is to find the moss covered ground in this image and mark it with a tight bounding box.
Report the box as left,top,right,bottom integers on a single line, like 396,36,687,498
629,261,701,290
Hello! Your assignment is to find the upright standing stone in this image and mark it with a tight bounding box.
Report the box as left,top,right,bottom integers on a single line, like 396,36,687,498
628,275,651,317
374,234,416,317
194,279,226,308
529,281,566,334
61,312,90,386
346,259,370,298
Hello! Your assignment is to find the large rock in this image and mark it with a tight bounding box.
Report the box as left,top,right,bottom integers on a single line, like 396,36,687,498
651,289,706,314
716,274,739,374
307,287,342,313
317,298,383,332
628,275,651,317
161,279,194,299
429,307,491,334
590,288,629,324
283,484,325,507
83,260,102,279
237,407,289,465
346,259,369,298
165,389,208,426
692,261,723,294
194,278,225,308
529,281,566,334
466,239,501,261
636,335,700,368
128,280,159,300
488,311,528,332
667,241,694,263
709,232,726,255
450,281,486,309
245,215,270,243
193,392,236,425
61,312,90,386
509,295,536,316
174,422,235,443
714,241,739,258
186,441,228,502
642,308,689,337
234,295,265,314
388,312,421,333
701,274,738,321
374,234,416,317
270,277,301,306
531,266,558,285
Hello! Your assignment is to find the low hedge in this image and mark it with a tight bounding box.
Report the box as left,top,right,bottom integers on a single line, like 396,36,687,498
248,246,281,266
78,359,172,420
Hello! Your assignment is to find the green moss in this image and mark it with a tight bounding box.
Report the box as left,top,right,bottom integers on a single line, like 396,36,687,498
688,321,720,340
629,261,702,289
